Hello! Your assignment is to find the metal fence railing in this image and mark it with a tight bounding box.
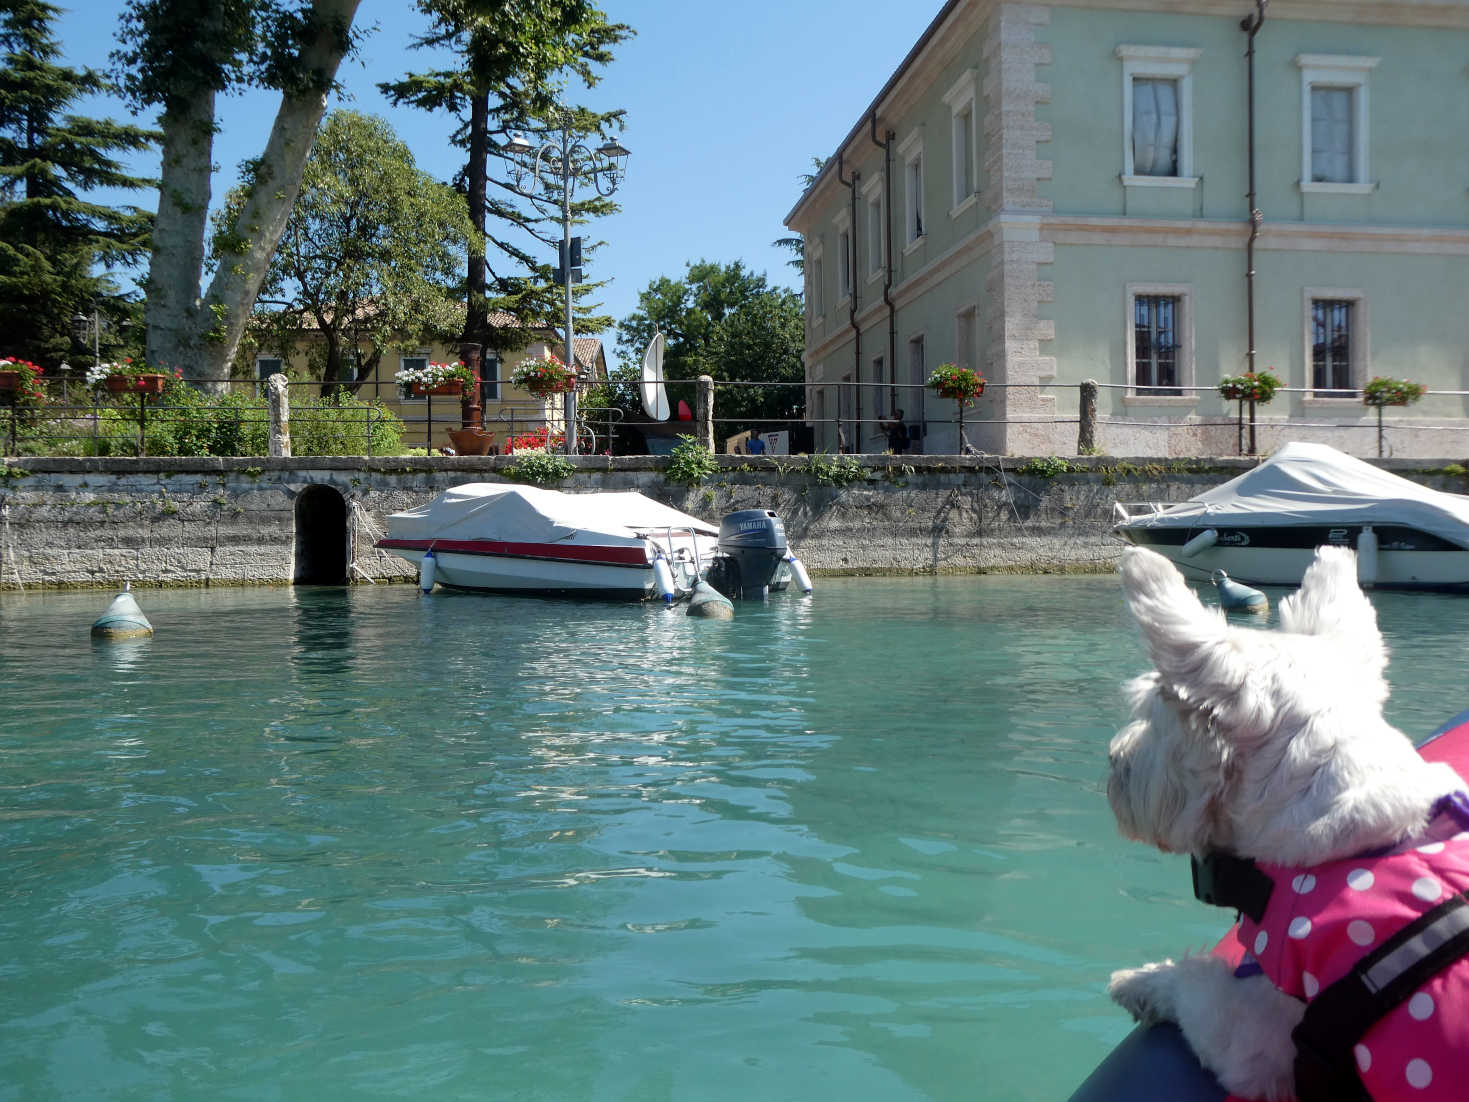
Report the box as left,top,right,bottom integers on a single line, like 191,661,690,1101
2,373,1463,459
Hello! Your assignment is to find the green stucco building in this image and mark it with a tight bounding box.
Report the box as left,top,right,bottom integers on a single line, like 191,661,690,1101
785,0,1469,458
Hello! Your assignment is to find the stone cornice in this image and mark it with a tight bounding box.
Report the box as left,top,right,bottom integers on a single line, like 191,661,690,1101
1056,0,1469,29
1041,214,1469,254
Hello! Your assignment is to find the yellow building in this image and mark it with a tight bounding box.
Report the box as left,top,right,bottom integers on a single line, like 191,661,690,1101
248,310,607,453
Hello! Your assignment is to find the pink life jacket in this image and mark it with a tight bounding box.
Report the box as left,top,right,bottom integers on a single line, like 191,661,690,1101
1232,793,1469,1101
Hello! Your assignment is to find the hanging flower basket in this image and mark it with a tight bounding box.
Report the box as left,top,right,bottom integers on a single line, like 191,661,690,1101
394,361,475,399
0,359,47,405
927,363,986,404
1218,369,1281,404
510,355,578,399
1361,377,1426,408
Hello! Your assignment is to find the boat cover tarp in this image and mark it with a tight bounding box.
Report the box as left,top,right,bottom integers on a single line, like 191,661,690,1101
385,483,719,545
1131,442,1469,548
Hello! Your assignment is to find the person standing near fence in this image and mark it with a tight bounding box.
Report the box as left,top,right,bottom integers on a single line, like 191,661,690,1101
746,429,766,455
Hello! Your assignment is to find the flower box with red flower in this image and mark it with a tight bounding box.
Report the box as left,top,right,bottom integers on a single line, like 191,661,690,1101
510,355,578,399
927,363,986,403
409,380,464,398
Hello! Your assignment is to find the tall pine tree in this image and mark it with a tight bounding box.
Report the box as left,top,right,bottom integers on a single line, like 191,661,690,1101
381,1,631,353
0,0,156,367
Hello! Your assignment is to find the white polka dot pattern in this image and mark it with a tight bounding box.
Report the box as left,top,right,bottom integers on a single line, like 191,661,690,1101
1412,876,1443,903
1409,992,1435,1021
1355,1044,1372,1072
1405,1057,1433,1089
1288,916,1312,939
1292,873,1316,893
1347,919,1376,947
1347,868,1375,891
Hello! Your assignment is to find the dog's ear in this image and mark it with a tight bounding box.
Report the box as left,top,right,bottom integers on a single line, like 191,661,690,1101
1279,545,1383,642
1120,546,1229,685
1278,544,1387,681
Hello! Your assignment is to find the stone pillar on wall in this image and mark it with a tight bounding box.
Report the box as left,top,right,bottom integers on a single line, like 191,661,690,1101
982,3,1058,456
267,372,291,458
696,375,715,452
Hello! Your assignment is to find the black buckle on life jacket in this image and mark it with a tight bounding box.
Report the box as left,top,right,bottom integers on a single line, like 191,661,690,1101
1190,851,1274,923
1292,889,1469,1102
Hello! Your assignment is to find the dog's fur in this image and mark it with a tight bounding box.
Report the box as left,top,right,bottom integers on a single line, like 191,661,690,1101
1106,545,1463,1101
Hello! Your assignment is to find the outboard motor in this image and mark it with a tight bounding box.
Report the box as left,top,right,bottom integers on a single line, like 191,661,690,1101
709,510,788,600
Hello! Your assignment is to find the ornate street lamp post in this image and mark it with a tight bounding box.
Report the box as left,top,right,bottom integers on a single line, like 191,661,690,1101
502,111,629,455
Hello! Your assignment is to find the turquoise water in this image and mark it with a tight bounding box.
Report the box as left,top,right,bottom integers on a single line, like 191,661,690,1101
2,576,1466,1101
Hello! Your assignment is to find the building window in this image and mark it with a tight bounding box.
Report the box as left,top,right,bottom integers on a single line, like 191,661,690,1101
1126,284,1193,398
872,355,887,416
863,174,885,280
955,306,979,375
899,131,925,248
399,352,429,400
481,354,500,401
942,68,978,213
1306,292,1366,396
907,334,926,390
836,213,852,302
809,245,825,319
255,355,283,381
1117,46,1200,187
1297,54,1377,193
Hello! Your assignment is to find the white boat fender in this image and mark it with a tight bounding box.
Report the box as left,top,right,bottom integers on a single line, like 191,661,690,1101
1356,525,1379,588
685,580,734,619
1211,569,1267,613
1180,528,1219,558
90,582,154,639
786,554,813,594
419,548,437,593
652,552,677,603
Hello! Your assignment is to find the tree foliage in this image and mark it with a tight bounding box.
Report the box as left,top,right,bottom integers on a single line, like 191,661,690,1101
223,109,472,388
0,0,157,367
770,156,825,277
380,0,631,351
613,260,805,441
113,0,363,387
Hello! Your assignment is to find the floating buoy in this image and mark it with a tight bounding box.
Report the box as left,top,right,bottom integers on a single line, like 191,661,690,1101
685,579,734,619
90,582,154,639
785,554,813,594
652,553,677,603
1211,569,1267,613
419,548,437,593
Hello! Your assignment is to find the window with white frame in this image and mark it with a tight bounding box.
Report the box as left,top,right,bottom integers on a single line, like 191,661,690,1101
835,212,852,302
1298,54,1377,192
863,175,885,280
1116,46,1201,186
942,69,978,213
399,351,429,400
1126,284,1193,397
899,131,924,247
1306,290,1367,395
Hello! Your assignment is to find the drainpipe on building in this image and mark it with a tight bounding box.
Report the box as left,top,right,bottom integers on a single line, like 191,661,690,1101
870,116,898,422
838,152,862,453
1241,0,1268,456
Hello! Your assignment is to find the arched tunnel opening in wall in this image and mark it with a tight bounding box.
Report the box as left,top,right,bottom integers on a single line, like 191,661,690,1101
294,485,349,585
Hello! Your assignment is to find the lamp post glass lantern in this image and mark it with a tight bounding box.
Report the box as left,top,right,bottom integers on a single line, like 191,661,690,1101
501,109,629,455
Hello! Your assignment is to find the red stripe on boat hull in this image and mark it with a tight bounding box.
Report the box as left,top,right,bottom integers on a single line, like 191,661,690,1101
376,538,649,568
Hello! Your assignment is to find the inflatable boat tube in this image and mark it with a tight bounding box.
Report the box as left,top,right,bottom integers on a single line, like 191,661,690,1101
1067,710,1469,1102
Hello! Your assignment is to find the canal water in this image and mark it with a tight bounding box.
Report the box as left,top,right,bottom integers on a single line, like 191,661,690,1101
2,576,1465,1100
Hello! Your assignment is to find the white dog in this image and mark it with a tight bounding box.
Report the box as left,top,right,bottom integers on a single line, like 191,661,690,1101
1106,545,1469,1101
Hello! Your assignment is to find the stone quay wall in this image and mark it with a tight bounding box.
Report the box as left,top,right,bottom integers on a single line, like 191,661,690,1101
3,454,1467,590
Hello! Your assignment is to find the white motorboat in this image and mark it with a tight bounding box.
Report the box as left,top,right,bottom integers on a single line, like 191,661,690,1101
1112,442,1469,590
377,483,812,601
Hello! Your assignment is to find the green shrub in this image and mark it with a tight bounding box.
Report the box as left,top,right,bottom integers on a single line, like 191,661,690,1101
505,451,575,484
665,435,718,486
1017,455,1073,478
807,451,867,486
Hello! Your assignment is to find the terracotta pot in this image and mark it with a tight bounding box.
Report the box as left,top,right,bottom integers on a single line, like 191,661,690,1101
0,370,20,392
104,374,132,393
411,380,464,397
136,374,166,395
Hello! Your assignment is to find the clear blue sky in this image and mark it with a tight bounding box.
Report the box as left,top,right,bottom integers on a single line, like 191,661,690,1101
51,0,940,364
